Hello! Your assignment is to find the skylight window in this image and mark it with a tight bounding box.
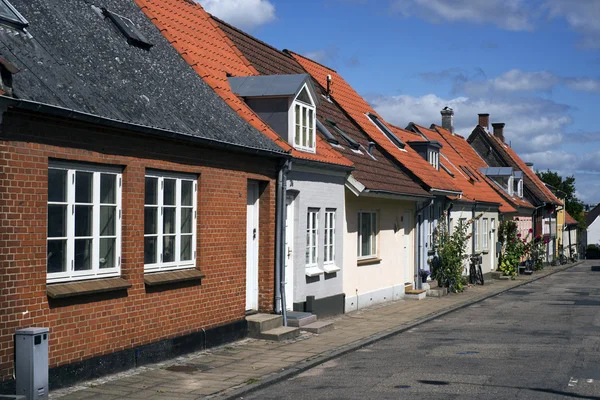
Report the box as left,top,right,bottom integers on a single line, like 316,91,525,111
460,166,479,182
316,120,339,145
103,9,153,50
0,0,27,29
440,162,454,177
327,119,359,150
367,113,405,149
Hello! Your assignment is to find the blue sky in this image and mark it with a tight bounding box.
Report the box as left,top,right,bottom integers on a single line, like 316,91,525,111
199,0,600,204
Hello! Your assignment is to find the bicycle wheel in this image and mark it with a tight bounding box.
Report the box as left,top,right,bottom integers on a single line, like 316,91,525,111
477,265,484,285
469,264,476,284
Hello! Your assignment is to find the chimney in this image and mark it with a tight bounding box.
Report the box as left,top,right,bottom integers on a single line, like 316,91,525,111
492,122,505,143
441,106,454,134
525,162,534,171
478,113,489,131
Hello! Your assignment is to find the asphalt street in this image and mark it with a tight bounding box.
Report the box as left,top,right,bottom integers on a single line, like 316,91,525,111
241,262,600,400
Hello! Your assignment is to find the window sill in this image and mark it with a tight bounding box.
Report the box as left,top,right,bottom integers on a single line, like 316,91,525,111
144,269,205,286
47,277,131,299
305,266,323,277
482,250,489,254
357,258,381,266
323,264,341,274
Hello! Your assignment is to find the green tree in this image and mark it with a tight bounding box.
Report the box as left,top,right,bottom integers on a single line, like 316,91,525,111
536,170,585,226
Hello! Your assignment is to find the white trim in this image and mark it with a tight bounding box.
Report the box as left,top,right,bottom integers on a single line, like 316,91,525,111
291,83,317,153
305,208,319,267
47,164,122,283
324,209,336,264
482,218,489,250
345,174,365,196
357,211,377,259
305,266,324,277
323,264,341,273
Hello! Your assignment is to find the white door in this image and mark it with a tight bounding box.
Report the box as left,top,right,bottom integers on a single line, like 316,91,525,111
246,182,259,311
403,211,412,284
490,220,496,272
284,195,295,310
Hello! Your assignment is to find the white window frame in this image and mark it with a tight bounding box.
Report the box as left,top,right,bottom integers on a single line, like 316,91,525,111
47,162,122,283
292,84,316,153
474,218,480,252
517,178,523,198
144,171,197,273
482,218,489,250
508,175,514,196
357,211,377,259
427,204,434,250
324,209,336,264
306,208,319,266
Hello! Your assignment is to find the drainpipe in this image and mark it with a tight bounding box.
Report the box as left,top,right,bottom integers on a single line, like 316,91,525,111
275,159,291,325
472,202,478,255
414,199,434,289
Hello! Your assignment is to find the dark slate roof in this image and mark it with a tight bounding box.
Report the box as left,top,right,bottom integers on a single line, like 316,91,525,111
214,15,430,198
228,74,316,100
0,0,284,154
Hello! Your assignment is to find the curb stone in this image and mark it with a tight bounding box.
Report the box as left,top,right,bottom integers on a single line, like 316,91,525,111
212,261,582,400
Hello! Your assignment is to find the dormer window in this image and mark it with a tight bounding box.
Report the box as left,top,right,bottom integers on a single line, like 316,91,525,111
480,167,523,198
293,86,316,152
228,74,319,154
407,140,442,170
428,150,439,170
0,0,28,29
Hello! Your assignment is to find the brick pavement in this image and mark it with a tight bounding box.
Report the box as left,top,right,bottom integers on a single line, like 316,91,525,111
49,263,578,400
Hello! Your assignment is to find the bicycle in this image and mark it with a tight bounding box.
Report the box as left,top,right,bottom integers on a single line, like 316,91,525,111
468,254,484,285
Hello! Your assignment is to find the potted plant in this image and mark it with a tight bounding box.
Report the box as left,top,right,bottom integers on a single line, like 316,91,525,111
418,269,430,283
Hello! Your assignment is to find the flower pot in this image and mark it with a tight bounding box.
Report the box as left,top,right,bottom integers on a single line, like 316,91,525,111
421,276,428,283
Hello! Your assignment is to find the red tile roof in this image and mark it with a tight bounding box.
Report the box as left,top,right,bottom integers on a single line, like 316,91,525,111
410,124,514,212
134,0,353,168
288,51,460,194
565,211,578,226
431,125,533,212
214,16,429,198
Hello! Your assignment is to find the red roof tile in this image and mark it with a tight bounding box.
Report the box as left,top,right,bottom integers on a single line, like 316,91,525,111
135,0,353,168
410,124,514,212
432,125,533,212
289,51,460,194
214,17,429,198
565,211,578,226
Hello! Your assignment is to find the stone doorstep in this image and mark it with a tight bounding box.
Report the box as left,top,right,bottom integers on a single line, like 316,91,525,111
427,287,448,297
300,321,335,334
258,326,300,342
286,312,317,328
246,314,283,338
404,289,427,300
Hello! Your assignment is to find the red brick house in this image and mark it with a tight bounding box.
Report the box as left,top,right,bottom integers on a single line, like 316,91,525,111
0,0,287,391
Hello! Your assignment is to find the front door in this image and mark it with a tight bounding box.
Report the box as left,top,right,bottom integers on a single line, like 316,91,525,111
284,195,295,310
246,182,259,311
403,210,412,284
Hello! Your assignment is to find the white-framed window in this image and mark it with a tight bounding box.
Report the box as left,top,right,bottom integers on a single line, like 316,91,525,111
508,176,514,196
293,86,316,153
427,204,434,249
324,209,336,264
306,208,319,266
474,218,480,251
47,162,122,283
358,211,377,259
517,179,523,198
482,218,489,250
428,150,439,170
144,171,197,272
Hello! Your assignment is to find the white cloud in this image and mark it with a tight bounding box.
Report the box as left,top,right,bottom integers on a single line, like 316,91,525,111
545,0,600,49
564,77,600,92
390,0,533,31
368,93,571,153
198,0,276,30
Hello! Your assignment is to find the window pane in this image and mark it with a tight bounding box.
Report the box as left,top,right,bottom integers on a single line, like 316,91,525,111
181,181,193,207
99,238,115,269
47,240,67,273
48,169,67,202
75,171,93,203
164,179,176,206
308,110,314,147
48,204,67,237
302,108,307,147
181,208,192,234
100,174,116,204
145,177,158,205
163,207,176,234
181,235,192,261
163,236,175,262
360,213,372,257
100,206,116,236
75,205,93,237
144,237,157,264
74,239,92,271
295,104,301,145
144,207,157,235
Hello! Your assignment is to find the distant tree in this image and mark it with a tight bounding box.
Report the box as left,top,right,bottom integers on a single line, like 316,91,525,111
536,170,585,226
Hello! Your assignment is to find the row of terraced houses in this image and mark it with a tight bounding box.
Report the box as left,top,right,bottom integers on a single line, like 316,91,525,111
0,0,581,391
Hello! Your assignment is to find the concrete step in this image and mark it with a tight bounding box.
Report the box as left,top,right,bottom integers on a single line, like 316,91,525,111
300,320,334,334
287,311,317,327
491,271,510,280
246,313,282,338
258,326,300,341
427,287,448,297
404,289,427,300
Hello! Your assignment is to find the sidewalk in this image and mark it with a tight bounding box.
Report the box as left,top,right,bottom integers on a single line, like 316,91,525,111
50,262,581,400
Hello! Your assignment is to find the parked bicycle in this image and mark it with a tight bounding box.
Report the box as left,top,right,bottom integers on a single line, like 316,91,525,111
468,254,484,285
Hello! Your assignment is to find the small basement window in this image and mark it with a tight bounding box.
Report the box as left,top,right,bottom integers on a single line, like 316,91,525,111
0,0,28,29
103,8,153,50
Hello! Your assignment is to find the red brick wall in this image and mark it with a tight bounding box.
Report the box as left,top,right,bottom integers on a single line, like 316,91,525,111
0,110,280,382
